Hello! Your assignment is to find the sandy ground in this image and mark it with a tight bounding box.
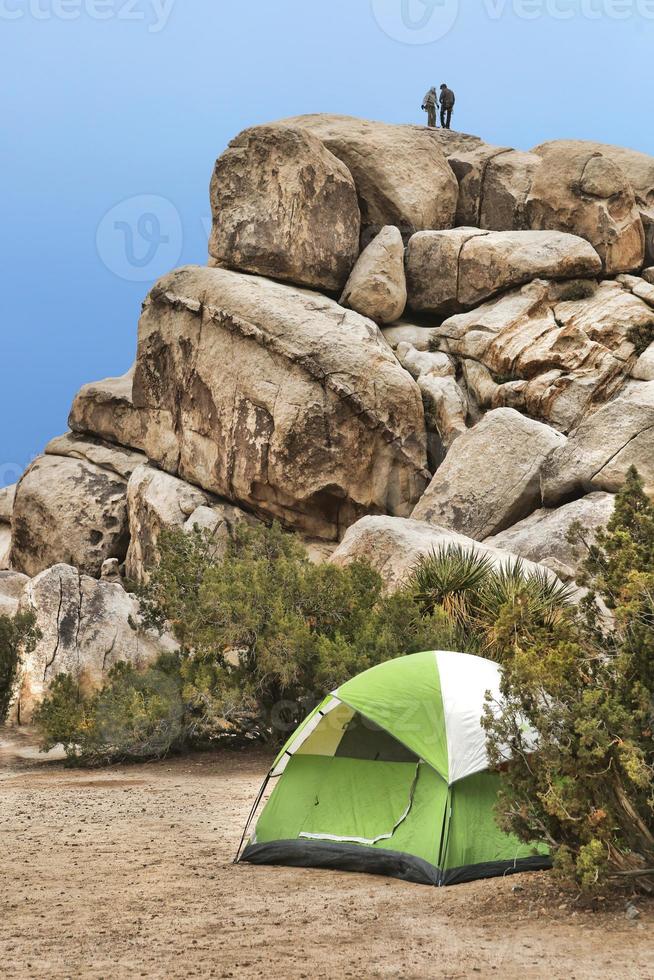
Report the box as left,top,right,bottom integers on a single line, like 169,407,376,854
1,728,652,980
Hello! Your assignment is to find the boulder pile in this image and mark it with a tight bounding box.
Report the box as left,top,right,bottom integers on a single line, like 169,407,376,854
4,114,654,718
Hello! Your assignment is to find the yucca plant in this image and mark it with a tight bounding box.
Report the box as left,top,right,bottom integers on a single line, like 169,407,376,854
474,561,576,657
408,546,575,662
408,545,495,628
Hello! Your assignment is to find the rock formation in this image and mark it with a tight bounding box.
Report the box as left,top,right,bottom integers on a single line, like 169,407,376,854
208,124,360,292
281,114,459,243
125,463,254,584
406,228,601,315
330,516,559,593
542,381,654,504
485,492,615,579
4,113,654,719
10,455,130,578
132,266,429,540
433,277,654,432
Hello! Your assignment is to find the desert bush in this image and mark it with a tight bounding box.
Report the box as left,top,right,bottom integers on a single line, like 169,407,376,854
35,656,186,765
0,611,39,723
36,522,462,760
485,468,654,895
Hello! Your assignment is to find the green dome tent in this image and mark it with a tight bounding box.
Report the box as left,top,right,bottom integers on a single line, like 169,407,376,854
237,651,551,886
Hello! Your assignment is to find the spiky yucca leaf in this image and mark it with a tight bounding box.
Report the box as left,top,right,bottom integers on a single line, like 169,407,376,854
408,545,495,625
477,560,575,624
474,560,576,656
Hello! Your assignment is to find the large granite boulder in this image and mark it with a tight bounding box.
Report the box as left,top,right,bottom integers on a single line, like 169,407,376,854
431,139,510,227
600,145,654,209
528,142,644,274
406,229,601,316
458,231,601,308
330,515,558,593
133,266,429,540
534,139,654,209
542,381,654,504
340,225,406,324
10,455,130,578
434,278,654,432
12,564,177,723
208,124,360,293
68,367,180,471
479,150,542,231
412,408,565,539
125,463,255,584
486,492,615,577
281,114,459,242
406,228,487,317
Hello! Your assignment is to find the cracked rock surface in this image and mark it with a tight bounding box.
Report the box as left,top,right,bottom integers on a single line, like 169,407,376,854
541,380,654,505
11,563,177,724
412,408,566,539
132,265,429,540
433,278,654,432
125,463,256,585
406,228,601,315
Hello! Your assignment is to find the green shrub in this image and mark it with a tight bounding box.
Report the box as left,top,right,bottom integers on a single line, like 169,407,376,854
485,468,654,895
36,521,580,766
36,522,464,761
35,656,186,765
0,611,39,723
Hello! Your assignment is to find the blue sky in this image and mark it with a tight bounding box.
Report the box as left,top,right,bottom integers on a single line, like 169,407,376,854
2,0,653,486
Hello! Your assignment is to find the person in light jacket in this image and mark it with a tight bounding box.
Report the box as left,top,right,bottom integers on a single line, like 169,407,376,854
421,87,438,129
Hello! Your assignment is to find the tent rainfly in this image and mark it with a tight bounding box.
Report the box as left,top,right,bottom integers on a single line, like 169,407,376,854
236,651,551,886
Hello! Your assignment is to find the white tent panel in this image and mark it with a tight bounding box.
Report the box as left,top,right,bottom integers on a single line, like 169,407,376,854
436,650,503,784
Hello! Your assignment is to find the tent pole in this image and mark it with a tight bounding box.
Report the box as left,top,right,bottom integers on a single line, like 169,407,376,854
233,771,272,864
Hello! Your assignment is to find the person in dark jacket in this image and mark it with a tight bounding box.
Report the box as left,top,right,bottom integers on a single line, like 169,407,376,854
439,84,455,129
421,87,438,128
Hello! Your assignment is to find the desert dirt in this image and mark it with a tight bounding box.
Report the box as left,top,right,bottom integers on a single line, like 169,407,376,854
1,727,652,980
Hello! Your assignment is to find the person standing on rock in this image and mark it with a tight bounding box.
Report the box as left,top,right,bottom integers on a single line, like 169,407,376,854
439,84,455,130
421,87,438,129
